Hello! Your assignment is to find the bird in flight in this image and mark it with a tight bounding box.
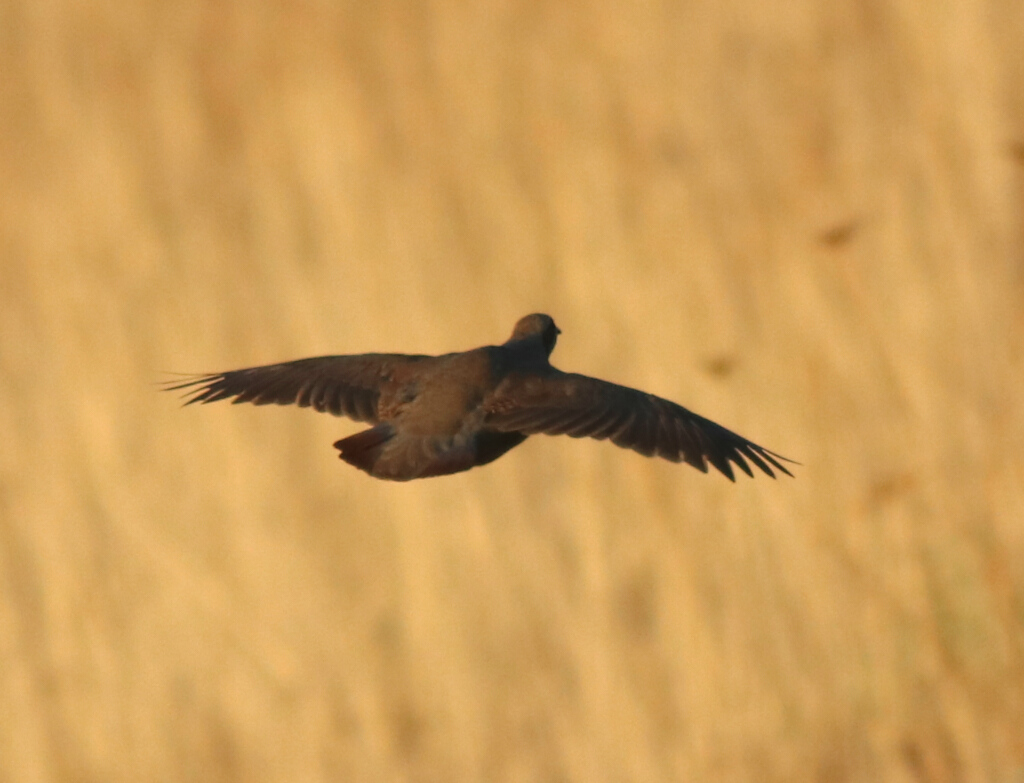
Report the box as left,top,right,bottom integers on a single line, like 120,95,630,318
165,314,795,482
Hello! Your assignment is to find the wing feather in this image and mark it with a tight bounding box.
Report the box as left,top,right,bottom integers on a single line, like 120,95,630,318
737,443,773,477
588,406,631,441
485,371,795,480
564,405,614,438
164,354,427,424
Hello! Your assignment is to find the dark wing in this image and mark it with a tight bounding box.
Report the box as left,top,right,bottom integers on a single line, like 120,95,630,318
163,354,429,423
483,372,795,480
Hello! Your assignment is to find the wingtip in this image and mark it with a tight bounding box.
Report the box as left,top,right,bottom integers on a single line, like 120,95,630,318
761,449,797,478
732,453,755,479
158,373,224,406
707,452,736,481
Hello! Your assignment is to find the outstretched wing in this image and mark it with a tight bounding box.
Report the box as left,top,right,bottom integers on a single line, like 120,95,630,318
163,354,429,423
483,372,795,480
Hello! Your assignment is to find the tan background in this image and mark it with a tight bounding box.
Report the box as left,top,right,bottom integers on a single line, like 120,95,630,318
2,1,1023,781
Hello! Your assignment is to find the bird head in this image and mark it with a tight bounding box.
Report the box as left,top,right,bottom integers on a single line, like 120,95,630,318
508,313,561,355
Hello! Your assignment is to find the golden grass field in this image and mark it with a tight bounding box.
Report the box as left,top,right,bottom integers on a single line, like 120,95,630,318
2,1,1023,781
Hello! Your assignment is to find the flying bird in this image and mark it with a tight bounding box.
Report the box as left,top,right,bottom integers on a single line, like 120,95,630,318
165,314,795,482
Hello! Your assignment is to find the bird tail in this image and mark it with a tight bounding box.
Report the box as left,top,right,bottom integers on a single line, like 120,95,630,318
333,425,394,475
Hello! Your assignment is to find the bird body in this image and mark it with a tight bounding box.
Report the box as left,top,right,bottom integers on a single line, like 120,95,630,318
167,314,794,482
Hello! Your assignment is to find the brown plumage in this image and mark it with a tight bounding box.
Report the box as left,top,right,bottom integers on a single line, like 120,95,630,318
165,314,795,482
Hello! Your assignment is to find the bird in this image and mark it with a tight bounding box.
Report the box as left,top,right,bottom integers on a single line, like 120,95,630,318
165,314,795,482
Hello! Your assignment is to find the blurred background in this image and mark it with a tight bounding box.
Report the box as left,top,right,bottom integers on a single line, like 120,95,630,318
2,1,1023,781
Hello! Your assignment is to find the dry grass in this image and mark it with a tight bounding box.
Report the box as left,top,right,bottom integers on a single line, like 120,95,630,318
2,1,1023,781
